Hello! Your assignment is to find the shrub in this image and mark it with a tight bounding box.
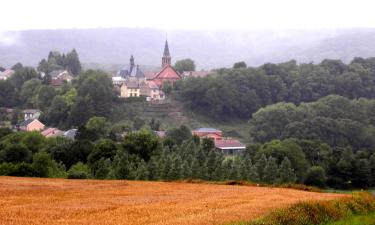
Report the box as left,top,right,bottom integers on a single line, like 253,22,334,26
67,162,91,179
247,192,375,225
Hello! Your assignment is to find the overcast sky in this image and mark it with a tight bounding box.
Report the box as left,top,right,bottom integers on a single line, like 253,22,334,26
1,0,375,31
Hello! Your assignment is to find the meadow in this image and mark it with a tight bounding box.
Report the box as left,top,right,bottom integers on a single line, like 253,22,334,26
0,176,346,225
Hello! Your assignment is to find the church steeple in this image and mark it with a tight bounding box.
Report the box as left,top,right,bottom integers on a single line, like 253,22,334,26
130,55,135,66
162,39,171,67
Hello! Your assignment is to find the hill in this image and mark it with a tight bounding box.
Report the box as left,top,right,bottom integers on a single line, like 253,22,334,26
2,28,375,69
0,176,345,225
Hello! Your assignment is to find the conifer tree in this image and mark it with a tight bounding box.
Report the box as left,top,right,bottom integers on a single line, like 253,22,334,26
255,154,267,181
263,156,278,184
135,160,149,180
168,155,183,180
147,157,159,180
277,157,297,184
181,160,192,179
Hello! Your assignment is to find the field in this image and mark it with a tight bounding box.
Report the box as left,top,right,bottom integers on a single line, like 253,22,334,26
0,177,346,225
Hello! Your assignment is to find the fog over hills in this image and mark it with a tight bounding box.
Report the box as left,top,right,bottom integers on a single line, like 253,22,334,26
1,28,375,70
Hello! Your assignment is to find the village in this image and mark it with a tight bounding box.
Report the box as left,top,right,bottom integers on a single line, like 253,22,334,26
0,40,246,155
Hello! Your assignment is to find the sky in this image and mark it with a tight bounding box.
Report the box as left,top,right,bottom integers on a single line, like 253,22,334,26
1,0,375,31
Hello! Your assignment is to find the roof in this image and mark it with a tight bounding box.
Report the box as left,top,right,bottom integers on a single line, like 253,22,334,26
154,65,181,79
112,76,126,82
163,40,170,57
23,109,40,114
126,81,140,89
41,128,63,137
215,139,246,150
193,128,222,133
0,69,14,78
147,81,159,89
144,71,157,79
50,70,66,78
18,119,43,127
64,129,77,139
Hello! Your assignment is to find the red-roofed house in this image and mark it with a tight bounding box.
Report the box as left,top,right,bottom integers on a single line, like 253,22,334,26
0,69,15,80
41,128,64,138
215,139,246,155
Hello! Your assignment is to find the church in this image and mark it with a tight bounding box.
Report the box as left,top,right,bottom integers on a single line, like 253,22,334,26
150,40,181,87
116,40,181,100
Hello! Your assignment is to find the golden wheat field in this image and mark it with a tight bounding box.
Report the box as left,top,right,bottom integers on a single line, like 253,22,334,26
0,176,346,225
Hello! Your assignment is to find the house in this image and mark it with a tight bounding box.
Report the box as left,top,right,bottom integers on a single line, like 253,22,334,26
18,119,45,132
154,131,166,138
64,129,77,139
182,71,213,79
0,69,15,80
214,138,246,155
50,70,73,82
192,128,223,141
140,81,165,101
22,109,41,120
150,40,182,87
41,128,64,138
120,81,141,98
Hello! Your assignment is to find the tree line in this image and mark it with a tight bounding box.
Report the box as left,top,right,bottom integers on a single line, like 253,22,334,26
175,58,375,120
0,126,373,189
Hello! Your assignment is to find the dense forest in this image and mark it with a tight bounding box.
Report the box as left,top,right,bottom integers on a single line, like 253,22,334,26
176,58,375,119
2,52,375,189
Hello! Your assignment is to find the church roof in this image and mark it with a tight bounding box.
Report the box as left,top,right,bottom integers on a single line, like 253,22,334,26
154,65,181,79
163,40,170,57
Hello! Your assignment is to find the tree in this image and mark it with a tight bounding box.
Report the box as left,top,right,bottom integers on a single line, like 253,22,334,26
76,70,113,117
67,162,91,179
68,96,94,126
85,117,111,140
19,79,42,107
277,157,297,184
32,152,56,177
1,144,32,163
165,125,192,147
37,85,57,110
46,96,69,127
304,166,327,187
263,156,278,184
233,61,247,69
122,130,160,162
11,62,23,71
174,59,196,73
65,49,82,75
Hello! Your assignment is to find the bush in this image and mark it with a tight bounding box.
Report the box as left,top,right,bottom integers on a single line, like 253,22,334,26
67,162,91,179
305,166,327,188
246,192,375,225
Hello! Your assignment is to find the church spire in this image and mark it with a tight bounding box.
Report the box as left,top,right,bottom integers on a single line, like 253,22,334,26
162,39,171,67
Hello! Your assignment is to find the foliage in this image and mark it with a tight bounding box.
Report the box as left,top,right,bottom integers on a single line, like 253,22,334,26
174,58,196,73
243,192,375,225
67,162,91,179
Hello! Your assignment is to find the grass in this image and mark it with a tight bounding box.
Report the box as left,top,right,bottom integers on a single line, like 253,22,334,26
323,213,375,225
229,192,375,225
0,176,345,225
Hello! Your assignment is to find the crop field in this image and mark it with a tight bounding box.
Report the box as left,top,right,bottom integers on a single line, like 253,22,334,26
0,176,346,225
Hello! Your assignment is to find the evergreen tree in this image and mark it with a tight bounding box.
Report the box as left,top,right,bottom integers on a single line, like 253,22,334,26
135,160,149,180
65,49,82,75
353,159,371,187
162,155,172,180
206,150,218,180
168,155,183,180
277,157,297,184
255,154,267,181
181,160,192,179
263,156,278,184
147,157,159,180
